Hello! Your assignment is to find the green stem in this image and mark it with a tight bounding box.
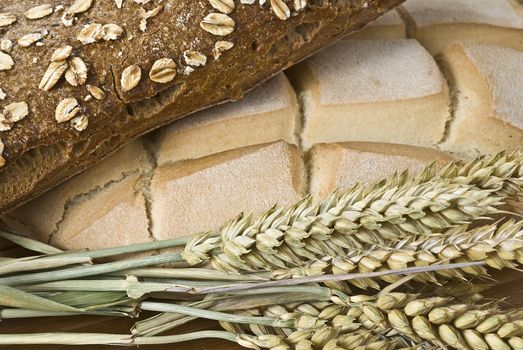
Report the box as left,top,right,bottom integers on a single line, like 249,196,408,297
0,308,132,318
0,256,92,275
0,333,132,345
133,315,197,337
189,262,487,294
0,285,80,312
21,280,131,292
0,253,185,286
0,330,238,346
21,279,188,295
140,301,293,328
120,267,269,281
0,229,62,255
133,288,332,336
134,331,237,345
47,237,191,260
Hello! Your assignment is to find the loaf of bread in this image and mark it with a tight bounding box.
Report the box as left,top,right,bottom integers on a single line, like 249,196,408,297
3,0,523,253
152,73,300,165
400,0,523,54
0,0,402,214
437,42,523,158
3,74,306,249
288,39,450,149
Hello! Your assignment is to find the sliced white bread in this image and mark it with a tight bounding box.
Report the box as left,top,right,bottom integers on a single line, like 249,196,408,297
151,141,306,240
2,140,154,250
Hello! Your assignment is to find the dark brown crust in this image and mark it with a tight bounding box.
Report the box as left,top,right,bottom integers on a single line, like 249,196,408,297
0,0,404,213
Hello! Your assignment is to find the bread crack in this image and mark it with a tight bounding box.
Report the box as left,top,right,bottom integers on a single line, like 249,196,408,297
396,5,415,39
434,55,459,146
293,87,313,197
48,169,142,245
137,137,159,246
109,64,126,103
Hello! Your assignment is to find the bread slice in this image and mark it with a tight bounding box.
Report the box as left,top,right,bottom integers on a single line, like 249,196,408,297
347,10,406,40
151,141,306,240
309,142,453,198
288,39,449,150
2,140,153,247
401,0,523,54
437,42,523,158
151,74,299,166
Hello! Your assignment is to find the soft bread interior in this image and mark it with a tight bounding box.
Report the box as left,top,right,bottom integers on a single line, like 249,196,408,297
151,73,300,166
437,42,523,158
288,39,450,149
309,142,453,199
401,0,523,54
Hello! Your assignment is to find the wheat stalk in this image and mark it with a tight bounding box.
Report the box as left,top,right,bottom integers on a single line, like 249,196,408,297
182,149,523,272
184,216,522,292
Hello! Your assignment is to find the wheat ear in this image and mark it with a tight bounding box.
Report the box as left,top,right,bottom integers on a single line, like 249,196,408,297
354,293,523,350
273,220,523,291
181,151,523,272
230,292,523,350
184,180,505,271
419,150,523,200
234,329,408,350
223,309,416,350
222,297,440,350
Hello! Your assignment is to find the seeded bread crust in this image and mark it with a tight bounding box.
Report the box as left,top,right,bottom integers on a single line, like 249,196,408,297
0,0,403,214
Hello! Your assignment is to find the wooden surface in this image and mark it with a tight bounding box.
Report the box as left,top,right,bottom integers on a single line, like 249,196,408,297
0,269,522,349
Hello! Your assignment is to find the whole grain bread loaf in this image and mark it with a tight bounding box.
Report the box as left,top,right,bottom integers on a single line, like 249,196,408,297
0,0,403,214
3,0,523,254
